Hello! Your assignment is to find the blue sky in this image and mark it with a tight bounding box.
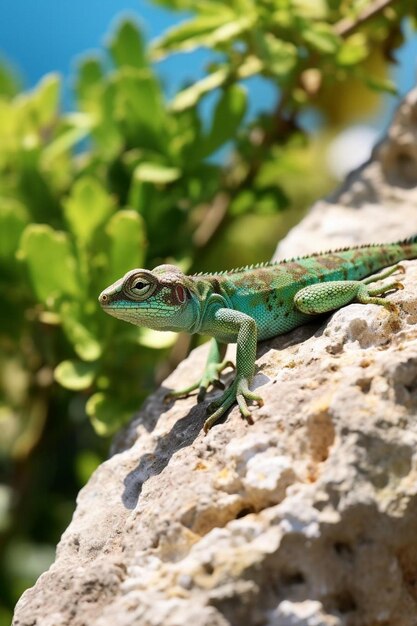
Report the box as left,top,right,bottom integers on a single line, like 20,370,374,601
0,1,416,131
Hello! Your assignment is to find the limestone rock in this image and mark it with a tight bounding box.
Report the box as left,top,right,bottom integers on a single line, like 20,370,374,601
13,91,417,626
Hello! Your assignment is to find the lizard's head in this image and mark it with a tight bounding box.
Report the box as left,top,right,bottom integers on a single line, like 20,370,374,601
98,264,197,332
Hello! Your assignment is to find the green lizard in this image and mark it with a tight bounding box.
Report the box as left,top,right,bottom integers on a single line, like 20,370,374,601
99,236,416,432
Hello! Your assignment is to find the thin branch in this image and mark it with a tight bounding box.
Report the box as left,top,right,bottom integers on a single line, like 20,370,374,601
334,0,396,37
193,192,230,248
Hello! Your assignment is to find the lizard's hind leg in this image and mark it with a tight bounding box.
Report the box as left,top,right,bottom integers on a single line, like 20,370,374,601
294,278,404,315
356,281,403,312
362,264,404,285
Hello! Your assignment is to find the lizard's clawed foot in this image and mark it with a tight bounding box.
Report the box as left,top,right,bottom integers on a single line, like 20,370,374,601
164,359,234,404
203,375,263,433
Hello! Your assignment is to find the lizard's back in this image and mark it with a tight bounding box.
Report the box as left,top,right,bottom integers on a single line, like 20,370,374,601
201,239,417,340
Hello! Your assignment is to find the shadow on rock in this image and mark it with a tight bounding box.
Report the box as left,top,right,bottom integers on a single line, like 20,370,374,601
122,392,206,509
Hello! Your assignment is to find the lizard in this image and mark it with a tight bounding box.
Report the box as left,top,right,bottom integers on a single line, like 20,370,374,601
98,236,417,432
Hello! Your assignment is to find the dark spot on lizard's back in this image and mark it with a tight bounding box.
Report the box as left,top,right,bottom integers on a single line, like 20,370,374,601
233,268,272,291
315,254,345,271
210,278,222,294
283,262,308,278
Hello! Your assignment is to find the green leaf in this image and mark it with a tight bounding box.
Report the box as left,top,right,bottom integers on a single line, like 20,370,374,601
170,55,263,112
0,59,21,98
64,176,115,245
256,34,297,77
170,67,229,112
106,210,146,283
198,85,247,158
109,20,147,69
292,0,327,19
337,34,369,66
113,68,168,151
54,359,98,390
0,198,28,259
76,57,104,103
42,114,92,165
86,392,133,436
32,73,61,128
18,225,79,303
365,75,397,95
152,11,252,59
60,302,102,361
301,22,341,54
134,162,181,184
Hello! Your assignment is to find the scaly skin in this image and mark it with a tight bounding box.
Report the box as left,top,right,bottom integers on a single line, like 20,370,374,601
99,236,417,432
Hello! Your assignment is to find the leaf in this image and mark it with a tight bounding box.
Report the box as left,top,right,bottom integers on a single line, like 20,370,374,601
32,73,61,128
60,302,102,361
301,22,341,55
64,176,115,245
256,34,297,77
0,59,21,98
337,34,369,66
54,359,98,390
109,20,147,69
152,11,252,59
170,54,264,112
0,198,28,259
42,115,92,165
292,0,327,19
113,68,168,151
76,57,104,103
365,75,397,95
106,210,146,283
134,162,181,184
198,85,247,158
86,392,133,436
18,225,79,303
170,67,229,112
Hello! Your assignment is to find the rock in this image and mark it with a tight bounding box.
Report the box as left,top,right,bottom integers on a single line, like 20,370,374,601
13,91,417,626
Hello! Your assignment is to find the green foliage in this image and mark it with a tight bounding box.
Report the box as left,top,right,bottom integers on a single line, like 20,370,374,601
154,0,413,113
0,3,416,618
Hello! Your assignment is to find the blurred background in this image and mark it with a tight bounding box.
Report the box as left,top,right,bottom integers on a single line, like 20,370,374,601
0,1,416,622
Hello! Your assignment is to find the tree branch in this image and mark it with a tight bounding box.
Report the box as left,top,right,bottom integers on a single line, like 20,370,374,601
334,0,396,38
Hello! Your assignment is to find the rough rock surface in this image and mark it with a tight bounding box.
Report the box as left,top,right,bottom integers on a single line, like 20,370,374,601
13,91,417,626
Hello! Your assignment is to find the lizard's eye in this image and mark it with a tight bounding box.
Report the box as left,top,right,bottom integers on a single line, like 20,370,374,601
132,281,151,295
124,274,157,301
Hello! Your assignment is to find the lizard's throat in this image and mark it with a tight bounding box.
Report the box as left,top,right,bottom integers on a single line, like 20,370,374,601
101,302,195,332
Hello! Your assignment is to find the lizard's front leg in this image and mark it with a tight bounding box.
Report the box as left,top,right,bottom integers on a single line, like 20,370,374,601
203,308,263,433
165,338,234,402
